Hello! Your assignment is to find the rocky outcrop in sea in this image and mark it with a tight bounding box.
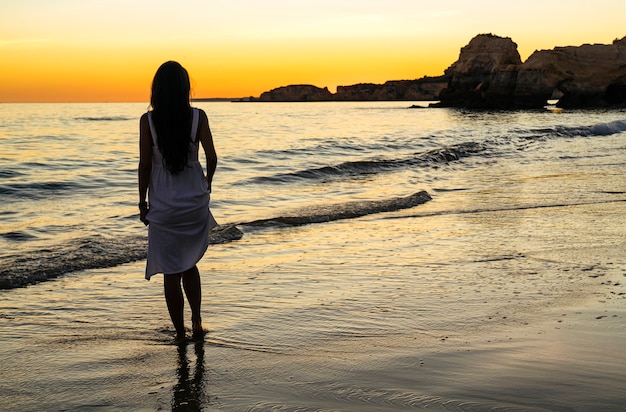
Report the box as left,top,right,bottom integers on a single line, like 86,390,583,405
515,37,626,108
335,78,447,101
258,85,334,102
436,34,522,108
254,77,448,102
437,33,626,109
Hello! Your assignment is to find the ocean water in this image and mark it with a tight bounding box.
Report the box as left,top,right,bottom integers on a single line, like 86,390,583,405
1,102,624,288
0,102,625,410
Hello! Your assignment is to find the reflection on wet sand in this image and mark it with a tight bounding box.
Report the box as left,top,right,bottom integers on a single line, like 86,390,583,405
173,341,207,410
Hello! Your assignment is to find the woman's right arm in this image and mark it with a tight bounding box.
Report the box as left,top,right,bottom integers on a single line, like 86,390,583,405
138,113,152,225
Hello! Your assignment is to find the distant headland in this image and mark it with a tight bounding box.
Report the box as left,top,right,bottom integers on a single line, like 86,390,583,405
214,33,626,109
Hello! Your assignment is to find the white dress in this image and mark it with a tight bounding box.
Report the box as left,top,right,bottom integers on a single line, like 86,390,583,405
145,108,215,279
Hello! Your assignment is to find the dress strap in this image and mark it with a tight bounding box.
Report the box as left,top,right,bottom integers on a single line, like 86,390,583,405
190,108,199,143
147,112,158,146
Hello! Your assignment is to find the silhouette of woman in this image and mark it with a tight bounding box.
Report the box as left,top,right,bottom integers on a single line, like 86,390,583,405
138,61,218,344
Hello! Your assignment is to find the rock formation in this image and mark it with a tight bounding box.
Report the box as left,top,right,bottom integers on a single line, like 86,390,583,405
335,77,447,101
438,33,626,108
515,37,626,108
253,34,626,108
436,34,522,108
255,77,447,102
258,85,333,102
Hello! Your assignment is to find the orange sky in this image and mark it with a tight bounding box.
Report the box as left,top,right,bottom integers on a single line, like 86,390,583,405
1,0,624,102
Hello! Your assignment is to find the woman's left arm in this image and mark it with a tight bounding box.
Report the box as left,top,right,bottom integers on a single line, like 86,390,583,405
197,109,218,193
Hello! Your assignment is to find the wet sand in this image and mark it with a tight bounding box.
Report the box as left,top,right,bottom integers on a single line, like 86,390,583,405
1,252,624,410
193,264,626,411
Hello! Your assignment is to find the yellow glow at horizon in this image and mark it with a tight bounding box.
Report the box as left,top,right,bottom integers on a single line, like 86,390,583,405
1,0,624,102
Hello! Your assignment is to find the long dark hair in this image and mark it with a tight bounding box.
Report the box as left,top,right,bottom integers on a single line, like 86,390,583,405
150,61,192,175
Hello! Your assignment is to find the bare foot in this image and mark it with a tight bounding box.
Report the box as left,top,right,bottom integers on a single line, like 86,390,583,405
173,334,189,345
191,325,208,341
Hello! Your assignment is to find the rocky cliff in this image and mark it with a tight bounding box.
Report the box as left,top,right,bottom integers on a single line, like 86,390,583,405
515,37,626,108
438,33,626,108
437,34,521,108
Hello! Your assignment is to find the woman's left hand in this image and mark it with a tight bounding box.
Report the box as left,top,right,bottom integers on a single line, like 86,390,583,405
139,202,149,226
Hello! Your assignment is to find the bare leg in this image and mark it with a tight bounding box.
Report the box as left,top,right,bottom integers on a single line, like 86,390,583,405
164,273,186,342
182,265,204,337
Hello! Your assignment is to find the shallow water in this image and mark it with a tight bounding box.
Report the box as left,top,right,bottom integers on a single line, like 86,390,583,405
0,102,625,410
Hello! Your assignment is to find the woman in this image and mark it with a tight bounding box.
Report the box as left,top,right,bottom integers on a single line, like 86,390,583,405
138,61,218,344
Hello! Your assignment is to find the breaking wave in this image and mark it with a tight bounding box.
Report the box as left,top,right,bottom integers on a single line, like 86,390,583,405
245,142,485,184
243,118,626,185
0,192,431,290
530,119,626,138
0,224,243,290
241,191,431,228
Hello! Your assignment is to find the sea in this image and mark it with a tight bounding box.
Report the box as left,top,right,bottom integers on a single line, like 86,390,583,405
0,101,625,410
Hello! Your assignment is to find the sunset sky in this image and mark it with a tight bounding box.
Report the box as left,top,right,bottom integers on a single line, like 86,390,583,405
1,0,624,102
